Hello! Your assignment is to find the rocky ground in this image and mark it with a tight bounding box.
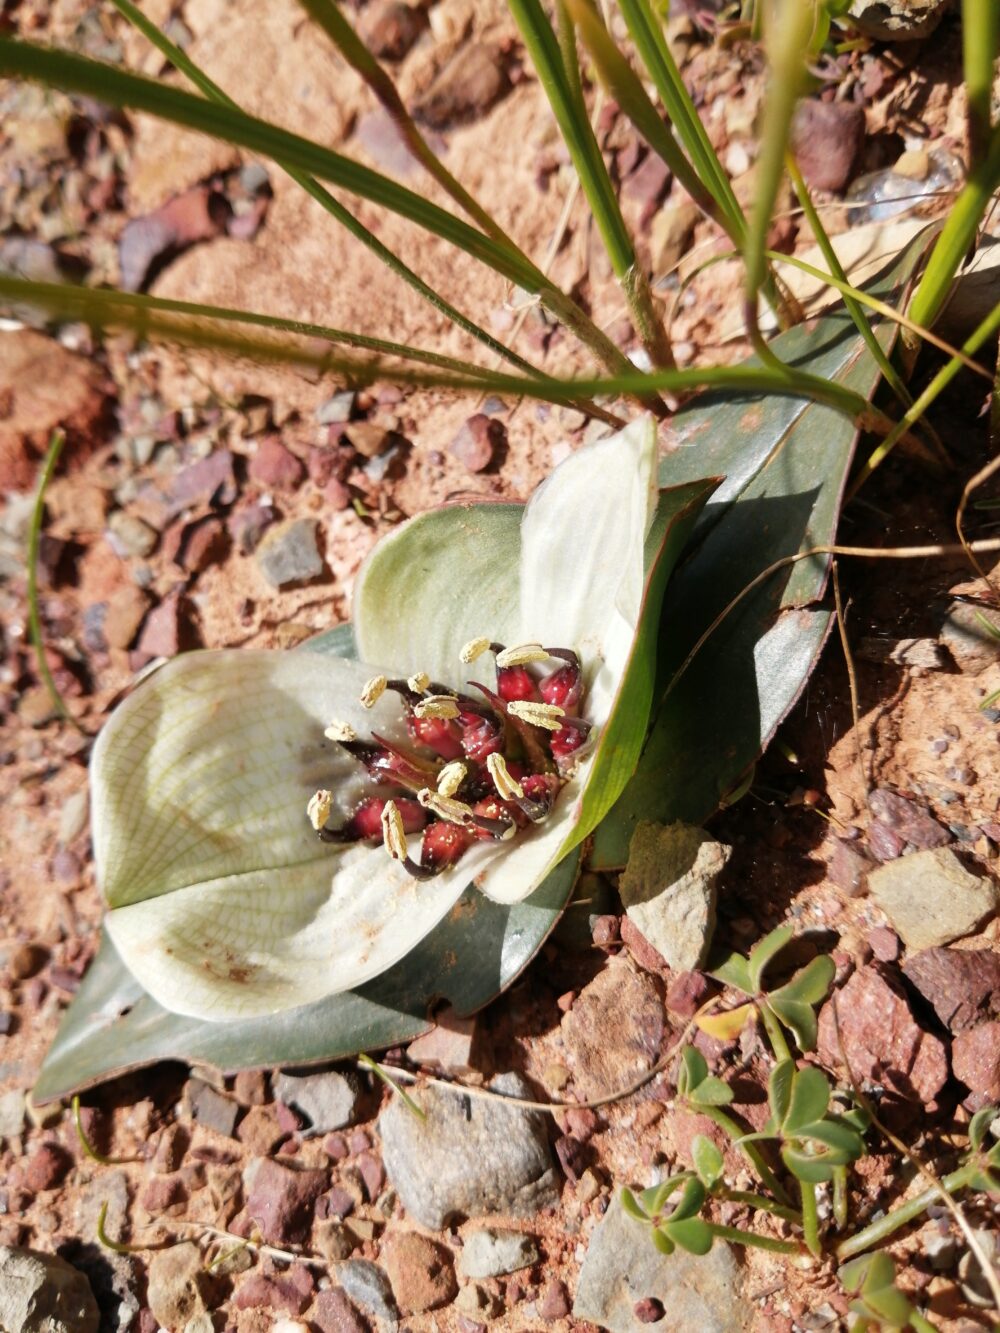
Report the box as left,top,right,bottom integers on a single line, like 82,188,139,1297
2,0,1000,1330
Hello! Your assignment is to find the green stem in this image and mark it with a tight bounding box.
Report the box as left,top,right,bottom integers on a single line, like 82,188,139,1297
909,1314,939,1333
962,0,999,170
800,1178,822,1258
835,1163,976,1261
724,1189,801,1224
832,1164,849,1231
27,430,76,728
707,1223,799,1255
701,1105,792,1207
758,1000,792,1063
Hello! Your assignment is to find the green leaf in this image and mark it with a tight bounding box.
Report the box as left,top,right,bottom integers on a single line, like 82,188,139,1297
591,235,933,870
771,953,836,1005
968,1103,998,1152
678,1046,710,1096
748,925,795,993
797,1118,866,1161
840,1253,914,1327
690,1077,735,1109
768,998,820,1053
783,1067,832,1133
709,951,754,995
768,1059,796,1127
780,1144,839,1184
651,1227,675,1255
670,1176,707,1222
620,1187,648,1222
665,1216,714,1256
692,1135,725,1189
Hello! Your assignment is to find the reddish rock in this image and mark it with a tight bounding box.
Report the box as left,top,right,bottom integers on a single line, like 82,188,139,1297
356,1152,385,1202
237,1105,285,1156
591,915,620,948
902,948,1000,1033
248,436,305,490
561,958,664,1100
228,501,276,555
867,927,901,963
539,1278,572,1320
635,1296,666,1323
233,1263,315,1314
169,450,237,513
828,838,874,896
620,915,669,973
414,43,510,128
952,1022,1000,1099
21,1143,71,1190
312,1287,370,1333
790,99,866,192
178,516,229,573
868,820,906,862
139,1173,187,1214
868,789,950,851
406,1008,478,1076
817,966,948,1105
449,414,505,473
119,185,229,292
564,1107,598,1141
666,970,714,1019
623,151,672,225
554,1134,588,1183
244,1158,327,1244
315,1186,356,1220
324,478,353,511
232,1069,268,1106
324,1132,349,1160
135,589,194,658
359,0,428,60
381,1230,457,1313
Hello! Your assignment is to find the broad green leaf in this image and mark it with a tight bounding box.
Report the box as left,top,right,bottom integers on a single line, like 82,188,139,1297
771,953,836,1005
968,1103,998,1152
797,1118,866,1161
780,1144,840,1184
709,951,754,995
768,1059,796,1127
768,998,821,1053
666,1216,714,1256
620,1188,648,1222
690,1077,735,1109
692,1135,725,1189
670,1176,707,1222
591,234,933,869
651,1227,675,1255
748,924,795,993
678,1046,710,1095
784,1066,832,1133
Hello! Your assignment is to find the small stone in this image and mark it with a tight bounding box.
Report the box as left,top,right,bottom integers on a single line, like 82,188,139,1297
107,510,157,559
228,501,276,554
868,789,950,851
381,1230,457,1313
315,1221,356,1262
233,1069,268,1105
0,1090,25,1140
151,1123,189,1174
458,1228,539,1278
340,422,401,459
414,42,510,128
358,0,428,60
315,391,356,425
848,0,951,40
449,414,505,473
817,966,948,1105
177,515,228,573
539,1278,572,1320
102,585,152,650
555,1134,588,1184
620,916,669,973
940,600,1000,673
649,201,699,275
561,958,665,1100
312,1286,370,1333
316,1187,356,1221
868,848,1000,950
666,970,713,1019
186,1079,239,1137
21,1142,72,1190
245,1158,328,1244
274,1069,361,1136
379,1072,558,1229
828,838,874,896
356,1152,384,1202
406,1008,478,1076
867,926,901,962
952,1022,1000,1099
146,1242,210,1329
790,99,865,192
234,1265,315,1314
592,914,620,947
138,1173,187,1215
618,821,729,971
902,948,1000,1032
9,941,47,979
119,186,227,291
168,449,237,512
0,1246,99,1333
923,1229,958,1271
333,1259,398,1327
135,588,191,658
635,1296,666,1323
324,478,352,510
255,518,324,587
249,436,305,490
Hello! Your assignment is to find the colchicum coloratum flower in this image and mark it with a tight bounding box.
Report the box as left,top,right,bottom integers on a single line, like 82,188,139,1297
92,418,710,1021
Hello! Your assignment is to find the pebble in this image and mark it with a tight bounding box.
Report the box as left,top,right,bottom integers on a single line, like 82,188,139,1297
866,926,901,963
414,42,510,128
168,450,237,513
233,1265,315,1314
228,501,276,554
951,1022,1000,1100
868,788,950,850
232,1069,268,1106
817,966,948,1105
21,1142,71,1190
617,821,728,971
185,1079,239,1137
315,391,356,425
649,200,699,274
146,1242,211,1329
634,1296,667,1323
135,588,189,658
539,1278,572,1320
151,1123,189,1174
274,1069,361,1136
138,1173,187,1215
790,99,865,192
847,0,951,39
358,0,428,59
119,186,227,292
57,788,89,846
249,436,305,490
107,510,158,559
868,848,1000,950
0,1246,99,1333
379,1071,558,1229
311,1286,369,1333
333,1259,399,1328
458,1228,539,1278
902,947,1000,1032
406,1008,478,1077
255,518,324,587
827,838,874,896
244,1158,328,1244
555,1134,588,1184
380,1230,457,1313
574,1197,745,1332
561,958,665,1100
449,414,505,473
939,601,999,673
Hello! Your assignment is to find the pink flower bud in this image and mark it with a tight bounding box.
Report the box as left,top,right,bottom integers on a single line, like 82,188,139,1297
421,819,474,871
496,665,540,704
407,714,464,760
348,797,426,840
540,663,581,712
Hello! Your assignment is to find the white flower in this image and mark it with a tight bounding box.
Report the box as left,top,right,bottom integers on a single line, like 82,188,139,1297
92,418,685,1021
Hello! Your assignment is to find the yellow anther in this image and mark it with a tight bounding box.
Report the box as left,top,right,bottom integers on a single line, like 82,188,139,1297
360,674,387,709
495,642,548,668
417,787,474,826
487,752,524,800
507,700,565,731
460,636,491,664
324,720,357,743
307,789,333,831
436,761,467,798
407,671,431,693
413,694,461,720
381,800,408,862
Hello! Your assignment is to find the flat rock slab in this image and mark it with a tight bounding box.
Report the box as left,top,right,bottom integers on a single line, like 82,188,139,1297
274,1069,360,1136
561,958,665,1100
573,1199,747,1332
868,848,999,950
618,821,730,972
458,1228,539,1278
379,1072,557,1229
0,1246,100,1333
255,517,324,587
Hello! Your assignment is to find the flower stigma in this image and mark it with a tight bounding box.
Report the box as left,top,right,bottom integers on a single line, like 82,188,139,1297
308,641,590,880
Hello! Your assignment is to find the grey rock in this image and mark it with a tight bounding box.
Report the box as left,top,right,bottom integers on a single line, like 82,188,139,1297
868,847,1000,950
76,1171,129,1246
255,518,324,587
186,1078,239,1137
61,1247,142,1333
0,1246,99,1333
458,1228,539,1278
379,1072,558,1229
573,1198,748,1332
316,390,356,425
940,600,1000,674
147,1242,211,1329
0,1088,25,1139
107,510,157,559
334,1259,398,1330
274,1069,361,1136
847,0,953,40
618,821,729,971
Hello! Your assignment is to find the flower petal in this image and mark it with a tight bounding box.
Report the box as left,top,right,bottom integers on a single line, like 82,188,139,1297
93,650,503,1019
353,502,523,693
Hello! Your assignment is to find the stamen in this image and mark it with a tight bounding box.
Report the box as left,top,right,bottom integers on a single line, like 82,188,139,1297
360,675,387,708
324,720,357,743
414,694,461,720
307,789,333,831
418,787,475,826
460,636,491,663
495,642,548,668
507,700,566,731
436,760,468,798
487,752,524,801
381,800,409,862
407,671,430,693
